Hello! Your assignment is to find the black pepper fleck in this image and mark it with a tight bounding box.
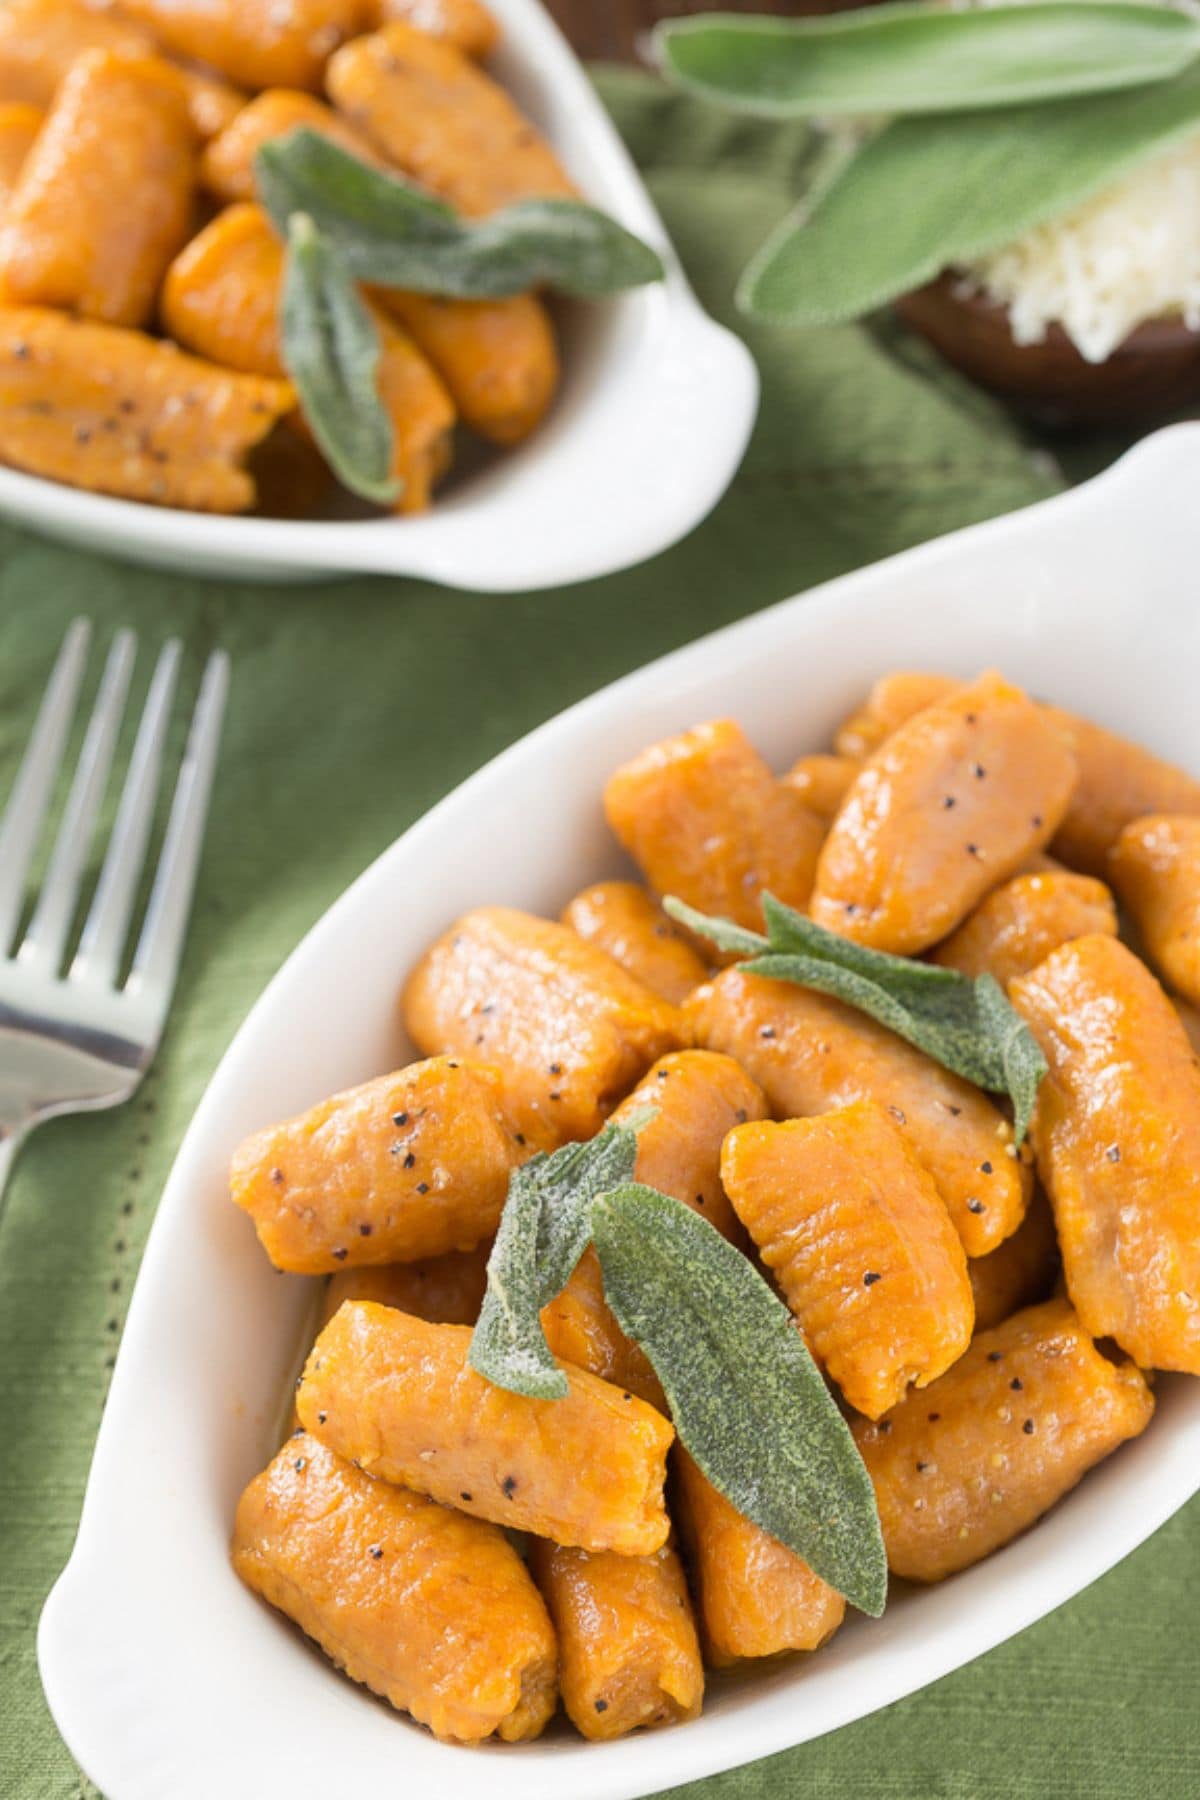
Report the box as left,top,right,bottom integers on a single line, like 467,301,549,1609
595,1700,608,1714
916,1461,930,1473
1023,1419,1035,1435
332,1248,348,1261
967,1198,986,1214
928,1412,940,1422
759,1026,776,1039
980,1161,993,1175
988,1350,1004,1362
943,795,957,810
392,1111,409,1126
502,1475,517,1498
359,1223,373,1236
369,1544,383,1559
317,1411,327,1424
460,1491,472,1502
403,1152,416,1169
270,1167,284,1185
416,1182,429,1195
1010,1378,1023,1391
548,1062,562,1075
863,1270,882,1287
972,763,987,779
1107,1144,1121,1163
294,1457,307,1472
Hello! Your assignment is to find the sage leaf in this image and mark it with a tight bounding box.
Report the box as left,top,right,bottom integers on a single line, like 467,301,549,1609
656,3,1200,119
592,1183,887,1616
667,891,1046,1142
740,64,1200,325
258,130,665,299
468,1118,645,1400
278,213,398,505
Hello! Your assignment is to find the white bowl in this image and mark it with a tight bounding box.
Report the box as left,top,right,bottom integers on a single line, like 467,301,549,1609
0,0,757,588
39,422,1200,1798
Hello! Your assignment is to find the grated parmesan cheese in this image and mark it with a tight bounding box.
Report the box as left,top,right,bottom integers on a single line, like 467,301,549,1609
959,134,1200,363
945,0,1200,362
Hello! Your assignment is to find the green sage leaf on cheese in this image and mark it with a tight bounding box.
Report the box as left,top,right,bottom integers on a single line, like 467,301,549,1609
278,213,399,505
739,64,1200,325
655,3,1200,119
592,1182,887,1616
468,1117,646,1400
667,891,1046,1142
258,130,666,299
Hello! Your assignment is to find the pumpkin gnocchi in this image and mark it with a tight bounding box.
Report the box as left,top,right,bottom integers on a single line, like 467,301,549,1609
230,668,1195,1745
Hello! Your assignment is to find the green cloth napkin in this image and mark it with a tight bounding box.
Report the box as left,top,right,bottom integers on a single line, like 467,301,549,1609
0,64,1193,1800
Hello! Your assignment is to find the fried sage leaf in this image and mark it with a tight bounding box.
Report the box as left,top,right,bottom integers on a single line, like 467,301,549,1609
655,3,1200,119
592,1182,887,1616
468,1117,646,1400
278,212,398,505
259,130,666,299
739,64,1200,325
667,891,1046,1142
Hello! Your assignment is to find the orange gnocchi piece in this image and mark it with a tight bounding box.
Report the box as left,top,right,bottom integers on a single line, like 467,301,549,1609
722,1103,973,1419
687,966,1030,1257
326,22,575,217
230,1056,525,1274
528,1537,703,1739
672,1449,845,1663
1110,814,1200,1007
604,719,825,933
233,1435,557,1743
854,1299,1153,1581
0,49,195,327
1013,933,1200,1372
403,906,687,1146
811,671,1078,954
561,880,710,1005
931,869,1117,988
298,1303,675,1554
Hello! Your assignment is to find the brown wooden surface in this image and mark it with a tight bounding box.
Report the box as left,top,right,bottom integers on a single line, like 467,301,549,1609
544,0,854,63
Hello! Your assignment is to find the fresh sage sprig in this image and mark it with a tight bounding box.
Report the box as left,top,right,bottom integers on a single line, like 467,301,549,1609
592,1183,886,1616
667,891,1046,1143
278,213,399,505
655,2,1200,119
739,65,1200,325
468,1116,648,1400
258,131,666,300
470,1131,887,1613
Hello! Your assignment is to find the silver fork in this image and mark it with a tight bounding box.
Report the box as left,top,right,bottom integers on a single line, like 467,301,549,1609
0,619,229,1204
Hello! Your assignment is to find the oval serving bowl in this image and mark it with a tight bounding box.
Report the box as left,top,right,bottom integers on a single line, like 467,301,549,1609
0,0,757,589
39,422,1200,1800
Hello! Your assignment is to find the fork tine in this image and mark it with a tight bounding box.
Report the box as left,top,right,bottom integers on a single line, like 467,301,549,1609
126,649,230,1017
0,618,91,954
70,639,182,988
19,629,137,975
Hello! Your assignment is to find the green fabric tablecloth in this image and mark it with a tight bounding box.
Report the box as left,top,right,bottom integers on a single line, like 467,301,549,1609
1,65,1195,1800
